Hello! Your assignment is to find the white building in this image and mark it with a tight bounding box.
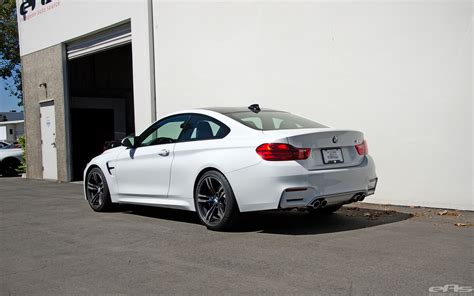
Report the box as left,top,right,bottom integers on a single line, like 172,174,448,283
16,0,473,210
0,112,24,143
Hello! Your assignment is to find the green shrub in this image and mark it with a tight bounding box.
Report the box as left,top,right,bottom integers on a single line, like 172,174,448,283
17,135,26,174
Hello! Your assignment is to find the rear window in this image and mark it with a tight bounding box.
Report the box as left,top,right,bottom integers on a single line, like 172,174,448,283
226,111,327,130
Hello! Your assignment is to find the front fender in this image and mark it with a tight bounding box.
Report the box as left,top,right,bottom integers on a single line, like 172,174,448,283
83,147,124,202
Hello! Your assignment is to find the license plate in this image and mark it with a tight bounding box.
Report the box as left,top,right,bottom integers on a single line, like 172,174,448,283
321,148,344,164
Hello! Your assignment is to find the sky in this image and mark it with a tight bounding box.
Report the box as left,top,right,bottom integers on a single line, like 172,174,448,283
0,77,23,112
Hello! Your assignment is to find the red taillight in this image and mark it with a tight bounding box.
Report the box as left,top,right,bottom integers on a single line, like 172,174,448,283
256,143,311,161
355,140,368,155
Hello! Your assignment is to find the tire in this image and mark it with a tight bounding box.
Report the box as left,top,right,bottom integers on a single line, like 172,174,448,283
308,204,343,215
1,158,20,177
194,170,239,231
85,167,113,212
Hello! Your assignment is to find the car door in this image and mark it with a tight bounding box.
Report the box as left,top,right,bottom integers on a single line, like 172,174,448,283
114,114,191,198
167,114,231,200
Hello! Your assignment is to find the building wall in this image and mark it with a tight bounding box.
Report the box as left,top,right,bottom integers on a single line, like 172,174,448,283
17,0,156,181
14,123,24,141
154,1,473,210
0,127,6,141
17,0,155,135
16,0,473,209
0,123,25,142
21,45,68,181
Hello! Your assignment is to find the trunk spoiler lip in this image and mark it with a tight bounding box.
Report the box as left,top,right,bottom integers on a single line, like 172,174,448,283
261,127,364,138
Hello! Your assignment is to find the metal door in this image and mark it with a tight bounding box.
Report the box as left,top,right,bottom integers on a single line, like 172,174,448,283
40,101,58,180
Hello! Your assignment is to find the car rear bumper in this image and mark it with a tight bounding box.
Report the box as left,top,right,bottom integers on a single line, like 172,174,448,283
226,155,377,212
279,177,378,209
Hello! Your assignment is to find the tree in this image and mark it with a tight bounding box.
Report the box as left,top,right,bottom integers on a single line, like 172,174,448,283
0,0,22,106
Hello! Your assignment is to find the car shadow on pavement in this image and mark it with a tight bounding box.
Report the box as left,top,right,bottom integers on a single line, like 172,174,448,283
119,204,412,235
236,207,412,235
119,204,201,224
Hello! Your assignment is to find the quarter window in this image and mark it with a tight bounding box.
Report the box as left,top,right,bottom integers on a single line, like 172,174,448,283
180,115,230,141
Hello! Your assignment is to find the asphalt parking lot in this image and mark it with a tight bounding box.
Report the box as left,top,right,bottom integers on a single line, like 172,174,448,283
1,177,473,295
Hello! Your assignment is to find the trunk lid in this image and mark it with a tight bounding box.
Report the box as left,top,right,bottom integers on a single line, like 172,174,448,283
263,128,365,170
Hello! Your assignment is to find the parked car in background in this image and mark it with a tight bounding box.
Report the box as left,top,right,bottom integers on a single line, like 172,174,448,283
0,147,22,176
0,141,11,149
83,105,378,231
0,142,20,149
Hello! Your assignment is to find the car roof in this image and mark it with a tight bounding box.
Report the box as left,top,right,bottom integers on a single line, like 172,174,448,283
204,107,284,114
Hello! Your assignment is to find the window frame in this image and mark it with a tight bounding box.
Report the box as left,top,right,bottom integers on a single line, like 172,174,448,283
178,114,231,143
134,113,231,148
135,113,192,148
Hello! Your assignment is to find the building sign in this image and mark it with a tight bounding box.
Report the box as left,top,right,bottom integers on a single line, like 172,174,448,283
19,0,61,21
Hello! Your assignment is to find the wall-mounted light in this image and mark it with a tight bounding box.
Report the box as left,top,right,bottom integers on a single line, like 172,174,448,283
39,82,48,98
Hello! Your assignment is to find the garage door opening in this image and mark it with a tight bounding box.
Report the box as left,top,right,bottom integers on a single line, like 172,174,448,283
67,43,135,181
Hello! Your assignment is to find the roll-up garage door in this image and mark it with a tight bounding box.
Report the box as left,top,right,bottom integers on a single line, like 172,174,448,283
67,23,131,60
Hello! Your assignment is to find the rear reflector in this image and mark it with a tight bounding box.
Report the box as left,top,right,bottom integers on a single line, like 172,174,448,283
284,187,308,192
355,140,368,155
256,143,311,161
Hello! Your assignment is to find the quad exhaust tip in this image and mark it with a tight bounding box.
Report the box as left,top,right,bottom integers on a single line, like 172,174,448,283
321,199,328,208
351,193,367,202
312,198,327,209
313,200,321,209
312,193,366,209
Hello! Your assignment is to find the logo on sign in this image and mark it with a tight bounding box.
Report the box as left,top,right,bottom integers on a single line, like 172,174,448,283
429,284,473,294
19,0,60,21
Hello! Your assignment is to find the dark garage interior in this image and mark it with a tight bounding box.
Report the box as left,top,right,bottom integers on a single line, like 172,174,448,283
68,44,135,181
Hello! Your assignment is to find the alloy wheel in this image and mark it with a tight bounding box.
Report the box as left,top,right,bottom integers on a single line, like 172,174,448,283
196,177,227,226
86,171,105,208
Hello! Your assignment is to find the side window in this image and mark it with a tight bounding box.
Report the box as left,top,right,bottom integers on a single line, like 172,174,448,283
181,115,230,141
138,114,190,147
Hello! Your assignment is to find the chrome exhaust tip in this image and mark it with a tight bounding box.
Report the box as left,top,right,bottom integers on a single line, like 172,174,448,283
313,200,321,209
321,199,328,208
351,193,361,202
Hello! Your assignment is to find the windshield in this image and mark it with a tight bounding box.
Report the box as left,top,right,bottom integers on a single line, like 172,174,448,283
225,111,327,130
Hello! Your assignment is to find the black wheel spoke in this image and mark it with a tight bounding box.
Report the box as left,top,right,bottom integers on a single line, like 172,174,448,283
205,178,216,196
197,194,210,203
93,173,99,184
216,186,224,198
205,203,218,222
87,183,98,191
217,203,225,219
91,192,100,205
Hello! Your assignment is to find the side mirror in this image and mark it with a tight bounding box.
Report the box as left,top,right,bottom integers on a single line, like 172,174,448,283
121,137,136,148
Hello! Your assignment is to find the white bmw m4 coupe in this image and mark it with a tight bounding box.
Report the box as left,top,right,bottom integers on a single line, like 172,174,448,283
84,105,377,230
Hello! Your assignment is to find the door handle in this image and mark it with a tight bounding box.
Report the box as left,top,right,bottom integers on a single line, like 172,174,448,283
158,149,169,157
